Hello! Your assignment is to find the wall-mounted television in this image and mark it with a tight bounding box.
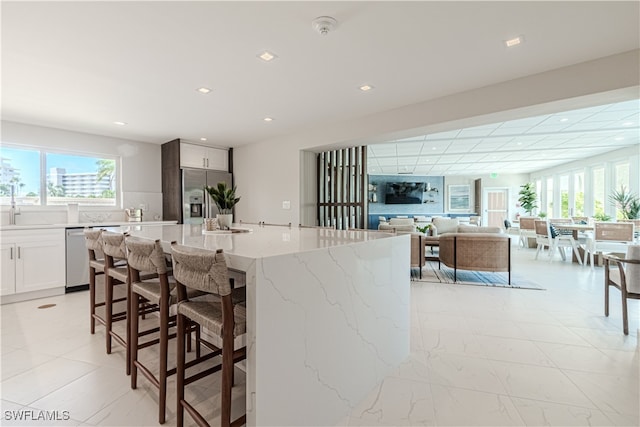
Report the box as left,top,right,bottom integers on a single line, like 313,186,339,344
385,182,426,204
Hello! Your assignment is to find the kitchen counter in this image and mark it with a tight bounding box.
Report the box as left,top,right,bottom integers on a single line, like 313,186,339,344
0,220,177,231
106,223,410,427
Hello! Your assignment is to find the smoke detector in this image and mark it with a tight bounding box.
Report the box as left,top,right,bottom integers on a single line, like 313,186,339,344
312,16,338,36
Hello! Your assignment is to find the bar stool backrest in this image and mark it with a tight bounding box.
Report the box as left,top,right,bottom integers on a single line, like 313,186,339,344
84,228,104,259
171,244,230,297
126,237,167,275
102,231,128,260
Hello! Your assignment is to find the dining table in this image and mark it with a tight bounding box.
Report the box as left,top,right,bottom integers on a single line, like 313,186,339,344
106,222,410,426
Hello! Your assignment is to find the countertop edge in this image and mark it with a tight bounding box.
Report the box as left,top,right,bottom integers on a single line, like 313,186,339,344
0,221,178,231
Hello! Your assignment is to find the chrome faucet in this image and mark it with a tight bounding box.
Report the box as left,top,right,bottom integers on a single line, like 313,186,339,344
9,184,20,225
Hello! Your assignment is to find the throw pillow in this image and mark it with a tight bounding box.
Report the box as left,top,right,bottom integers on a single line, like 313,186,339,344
549,224,559,238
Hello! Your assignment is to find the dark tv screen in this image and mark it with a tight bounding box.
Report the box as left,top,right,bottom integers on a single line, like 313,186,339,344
385,182,426,204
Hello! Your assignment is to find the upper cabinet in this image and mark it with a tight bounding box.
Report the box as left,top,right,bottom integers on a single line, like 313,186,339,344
180,143,228,171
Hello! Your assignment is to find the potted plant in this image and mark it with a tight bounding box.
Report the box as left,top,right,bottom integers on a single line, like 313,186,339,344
610,185,640,219
518,182,538,216
416,224,432,235
205,182,240,229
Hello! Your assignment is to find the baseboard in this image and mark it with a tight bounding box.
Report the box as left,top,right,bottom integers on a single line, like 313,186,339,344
1,287,65,305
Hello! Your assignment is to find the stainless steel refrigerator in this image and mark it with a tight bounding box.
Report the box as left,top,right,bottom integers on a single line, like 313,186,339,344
182,168,232,225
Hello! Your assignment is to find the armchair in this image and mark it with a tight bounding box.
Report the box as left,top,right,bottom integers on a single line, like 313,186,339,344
604,245,640,335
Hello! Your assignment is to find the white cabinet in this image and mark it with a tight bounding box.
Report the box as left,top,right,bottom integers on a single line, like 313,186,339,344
0,229,65,297
1,243,16,296
180,143,228,171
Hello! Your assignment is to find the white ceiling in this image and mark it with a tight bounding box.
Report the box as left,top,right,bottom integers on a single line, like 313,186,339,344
368,99,640,176
2,1,639,156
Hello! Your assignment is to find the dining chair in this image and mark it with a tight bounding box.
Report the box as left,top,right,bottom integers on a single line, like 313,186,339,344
585,222,635,269
603,245,640,335
534,220,583,264
171,243,247,427
518,216,539,248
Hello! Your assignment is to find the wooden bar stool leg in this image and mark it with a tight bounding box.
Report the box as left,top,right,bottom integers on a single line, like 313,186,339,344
159,300,169,424
176,313,186,427
89,267,96,334
130,292,140,389
105,275,114,354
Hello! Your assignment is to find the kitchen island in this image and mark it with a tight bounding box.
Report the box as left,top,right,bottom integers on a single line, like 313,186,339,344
112,223,410,426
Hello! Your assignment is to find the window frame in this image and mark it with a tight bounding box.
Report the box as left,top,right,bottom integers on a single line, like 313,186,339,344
0,143,121,209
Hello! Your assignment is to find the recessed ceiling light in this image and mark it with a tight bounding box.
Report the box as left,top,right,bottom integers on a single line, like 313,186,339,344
200,137,207,141
622,121,634,126
263,117,274,122
615,137,625,141
197,87,212,94
257,51,278,62
559,118,569,122
113,121,127,126
504,35,524,48
516,142,522,145
359,85,374,92
432,147,437,150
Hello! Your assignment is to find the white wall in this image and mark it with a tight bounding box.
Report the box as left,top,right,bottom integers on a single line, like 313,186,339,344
1,120,163,224
234,50,639,225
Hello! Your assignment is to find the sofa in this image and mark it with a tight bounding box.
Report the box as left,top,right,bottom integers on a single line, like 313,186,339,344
378,217,416,233
439,233,512,284
431,217,503,236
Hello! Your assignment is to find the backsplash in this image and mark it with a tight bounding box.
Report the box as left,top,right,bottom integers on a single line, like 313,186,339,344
0,191,163,226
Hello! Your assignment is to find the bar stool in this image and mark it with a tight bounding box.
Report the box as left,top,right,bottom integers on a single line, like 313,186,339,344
84,228,120,334
102,231,157,375
127,236,203,424
171,243,247,427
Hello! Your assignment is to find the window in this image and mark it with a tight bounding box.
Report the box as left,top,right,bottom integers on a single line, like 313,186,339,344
559,174,569,218
614,161,630,220
546,177,554,217
0,145,118,206
574,172,584,216
593,166,605,219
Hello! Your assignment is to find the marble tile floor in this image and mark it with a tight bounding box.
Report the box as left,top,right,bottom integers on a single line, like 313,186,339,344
1,245,638,426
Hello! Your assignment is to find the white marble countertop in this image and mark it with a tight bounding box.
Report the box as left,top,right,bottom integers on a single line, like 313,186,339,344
107,223,397,259
0,220,177,231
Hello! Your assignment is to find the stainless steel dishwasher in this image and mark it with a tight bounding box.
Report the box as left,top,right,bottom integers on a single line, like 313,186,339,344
65,227,90,292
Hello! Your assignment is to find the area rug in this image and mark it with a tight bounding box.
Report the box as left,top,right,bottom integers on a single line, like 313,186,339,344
412,262,545,290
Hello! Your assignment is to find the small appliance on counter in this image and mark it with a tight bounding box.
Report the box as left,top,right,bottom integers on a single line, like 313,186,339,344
125,208,142,222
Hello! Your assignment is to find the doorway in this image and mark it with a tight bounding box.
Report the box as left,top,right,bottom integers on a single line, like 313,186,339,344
483,188,509,228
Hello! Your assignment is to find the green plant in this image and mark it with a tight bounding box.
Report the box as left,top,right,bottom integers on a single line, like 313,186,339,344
538,211,547,218
518,182,538,215
593,211,612,222
416,224,432,234
610,185,640,219
205,182,240,214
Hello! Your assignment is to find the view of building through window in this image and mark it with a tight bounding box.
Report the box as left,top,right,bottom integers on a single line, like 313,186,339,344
0,146,117,206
